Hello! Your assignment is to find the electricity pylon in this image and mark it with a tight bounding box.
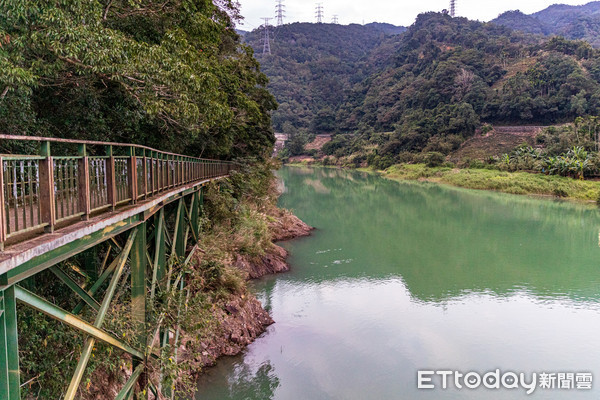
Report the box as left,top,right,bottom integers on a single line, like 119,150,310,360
316,3,324,23
276,0,285,26
262,17,271,55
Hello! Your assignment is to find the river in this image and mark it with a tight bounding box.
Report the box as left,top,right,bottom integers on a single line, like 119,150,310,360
195,166,600,399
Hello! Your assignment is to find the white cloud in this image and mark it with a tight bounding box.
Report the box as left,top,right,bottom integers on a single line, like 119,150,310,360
237,0,593,30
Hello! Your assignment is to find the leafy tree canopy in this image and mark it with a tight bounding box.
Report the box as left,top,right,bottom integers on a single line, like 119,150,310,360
0,0,276,159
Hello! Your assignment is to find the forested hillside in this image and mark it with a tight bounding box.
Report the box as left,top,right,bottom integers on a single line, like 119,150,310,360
254,13,600,164
493,1,600,47
341,13,599,145
244,22,404,133
0,0,276,159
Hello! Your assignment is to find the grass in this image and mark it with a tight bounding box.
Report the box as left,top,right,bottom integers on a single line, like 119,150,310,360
384,164,600,203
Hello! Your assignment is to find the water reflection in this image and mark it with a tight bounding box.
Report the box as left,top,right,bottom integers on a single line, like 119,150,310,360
278,167,600,303
195,167,600,399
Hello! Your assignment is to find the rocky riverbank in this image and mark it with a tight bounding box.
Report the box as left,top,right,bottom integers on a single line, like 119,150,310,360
184,207,313,371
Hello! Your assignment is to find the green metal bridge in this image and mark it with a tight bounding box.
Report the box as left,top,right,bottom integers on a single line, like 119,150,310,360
0,135,236,399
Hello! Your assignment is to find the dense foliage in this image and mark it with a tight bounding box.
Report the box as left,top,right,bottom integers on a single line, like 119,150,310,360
244,22,403,134
266,13,600,164
0,0,276,158
493,2,600,48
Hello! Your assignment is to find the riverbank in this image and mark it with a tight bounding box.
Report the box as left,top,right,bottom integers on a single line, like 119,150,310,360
80,164,312,399
383,164,600,203
169,167,313,395
288,161,600,203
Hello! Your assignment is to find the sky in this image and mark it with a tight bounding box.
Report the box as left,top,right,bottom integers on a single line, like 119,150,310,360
237,0,593,31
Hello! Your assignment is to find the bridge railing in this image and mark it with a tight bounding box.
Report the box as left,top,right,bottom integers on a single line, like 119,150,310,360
0,135,235,250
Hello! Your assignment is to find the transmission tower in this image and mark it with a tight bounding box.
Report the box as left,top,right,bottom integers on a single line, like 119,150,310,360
332,15,339,24
316,3,324,24
262,18,272,55
275,0,285,26
450,0,456,17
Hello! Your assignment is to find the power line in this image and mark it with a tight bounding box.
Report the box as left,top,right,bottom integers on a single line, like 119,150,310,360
450,0,456,17
315,3,324,24
332,14,339,24
262,17,272,55
275,0,285,26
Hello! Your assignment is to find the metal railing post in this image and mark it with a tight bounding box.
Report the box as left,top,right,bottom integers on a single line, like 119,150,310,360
77,144,91,220
142,149,148,200
106,145,117,211
39,141,56,233
127,146,137,204
0,157,5,251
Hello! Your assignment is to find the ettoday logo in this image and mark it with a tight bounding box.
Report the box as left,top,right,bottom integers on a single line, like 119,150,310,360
417,370,593,395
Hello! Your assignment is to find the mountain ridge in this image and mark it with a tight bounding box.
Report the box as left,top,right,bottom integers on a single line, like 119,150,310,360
492,1,600,46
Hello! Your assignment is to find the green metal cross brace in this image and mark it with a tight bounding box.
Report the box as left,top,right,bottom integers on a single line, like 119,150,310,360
64,228,138,400
50,266,100,312
72,250,118,315
191,190,200,245
150,209,166,301
115,363,144,400
173,198,186,259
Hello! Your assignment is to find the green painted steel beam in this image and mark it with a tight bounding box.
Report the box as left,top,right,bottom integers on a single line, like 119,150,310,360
72,252,119,315
13,286,144,359
6,215,143,286
0,292,9,399
150,209,166,301
174,198,186,259
64,229,138,400
3,286,19,400
131,222,147,399
115,363,144,400
50,266,100,312
191,190,200,245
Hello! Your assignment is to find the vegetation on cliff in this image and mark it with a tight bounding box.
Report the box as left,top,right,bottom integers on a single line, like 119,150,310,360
0,0,276,158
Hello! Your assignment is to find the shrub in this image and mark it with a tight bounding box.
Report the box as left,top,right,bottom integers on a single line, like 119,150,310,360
424,151,445,167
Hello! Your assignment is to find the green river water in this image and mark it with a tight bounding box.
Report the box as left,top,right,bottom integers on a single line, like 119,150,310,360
195,166,600,399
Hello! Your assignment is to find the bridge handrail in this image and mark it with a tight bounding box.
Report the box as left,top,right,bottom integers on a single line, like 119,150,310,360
0,135,235,249
0,134,235,162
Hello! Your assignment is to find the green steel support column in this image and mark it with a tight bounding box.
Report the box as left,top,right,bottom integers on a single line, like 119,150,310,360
3,286,19,400
131,221,147,399
190,191,200,245
0,290,8,398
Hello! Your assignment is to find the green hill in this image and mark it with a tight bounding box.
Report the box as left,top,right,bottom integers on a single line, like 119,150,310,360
253,13,600,164
492,2,600,47
244,22,405,133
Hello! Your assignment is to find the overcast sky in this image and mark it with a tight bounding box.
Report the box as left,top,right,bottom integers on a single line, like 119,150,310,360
237,0,592,30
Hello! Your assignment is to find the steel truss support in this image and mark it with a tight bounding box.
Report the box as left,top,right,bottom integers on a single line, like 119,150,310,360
0,186,206,399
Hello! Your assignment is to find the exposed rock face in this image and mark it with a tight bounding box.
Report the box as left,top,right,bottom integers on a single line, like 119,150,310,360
234,244,290,279
181,295,274,370
269,207,314,243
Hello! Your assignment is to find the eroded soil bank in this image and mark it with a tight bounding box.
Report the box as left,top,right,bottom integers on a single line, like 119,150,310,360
185,208,313,370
